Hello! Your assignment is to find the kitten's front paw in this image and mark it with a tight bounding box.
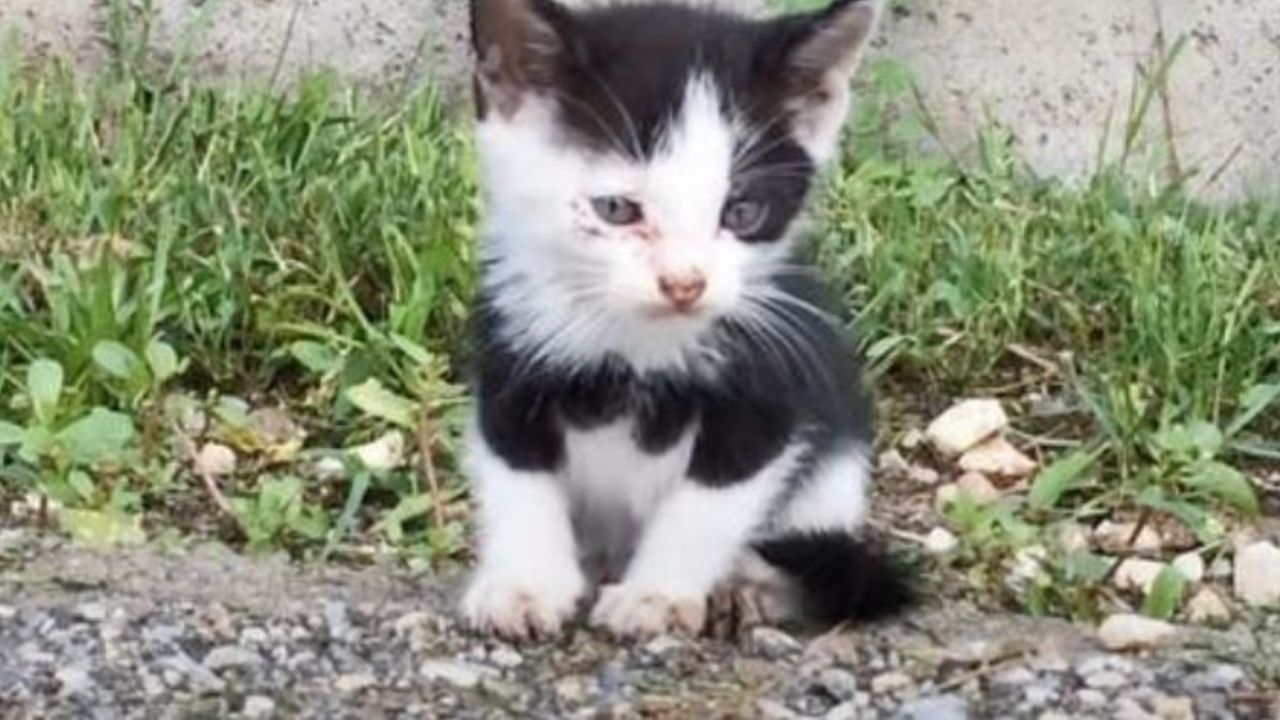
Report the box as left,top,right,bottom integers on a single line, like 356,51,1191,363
590,584,706,640
461,569,585,642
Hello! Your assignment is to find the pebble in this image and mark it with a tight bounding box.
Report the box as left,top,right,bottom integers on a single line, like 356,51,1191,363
1151,695,1195,720
1111,558,1167,594
750,626,802,659
958,436,1037,477
1233,541,1280,606
923,527,959,555
1093,521,1163,554
908,464,942,487
878,449,910,478
1076,688,1108,707
422,659,493,690
351,431,407,472
955,472,1000,504
900,428,926,450
816,667,858,701
488,644,524,668
757,699,800,720
55,665,95,698
324,600,354,642
555,675,590,705
203,645,262,670
824,702,859,720
925,399,1008,456
1186,587,1231,624
1171,552,1204,584
75,602,107,623
1184,663,1245,690
1083,670,1129,689
894,694,968,720
870,671,913,695
242,695,276,719
194,442,237,476
334,672,376,694
0,604,15,621
1097,614,1178,651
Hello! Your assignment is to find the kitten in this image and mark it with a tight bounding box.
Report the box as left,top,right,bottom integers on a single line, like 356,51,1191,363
462,0,912,641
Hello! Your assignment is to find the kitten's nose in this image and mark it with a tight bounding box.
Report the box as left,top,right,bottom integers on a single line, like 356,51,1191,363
657,270,707,311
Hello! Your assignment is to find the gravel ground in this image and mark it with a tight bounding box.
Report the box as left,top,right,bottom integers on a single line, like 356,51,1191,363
1,529,1278,719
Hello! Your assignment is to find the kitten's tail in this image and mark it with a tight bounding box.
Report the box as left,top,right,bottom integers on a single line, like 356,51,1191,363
754,529,917,628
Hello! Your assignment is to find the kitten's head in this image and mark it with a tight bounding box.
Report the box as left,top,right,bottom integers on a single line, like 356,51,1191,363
471,0,879,372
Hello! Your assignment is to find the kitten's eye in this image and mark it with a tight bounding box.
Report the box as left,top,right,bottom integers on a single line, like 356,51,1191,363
591,196,644,226
721,198,768,236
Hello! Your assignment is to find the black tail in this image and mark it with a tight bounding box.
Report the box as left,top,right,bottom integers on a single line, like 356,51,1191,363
754,530,917,629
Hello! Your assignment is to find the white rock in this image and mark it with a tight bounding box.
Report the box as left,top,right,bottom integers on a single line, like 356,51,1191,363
243,695,276,719
1233,541,1280,607
869,670,913,695
956,472,1000,504
1097,613,1178,650
351,431,407,472
900,428,926,450
1006,545,1048,591
908,464,942,486
314,456,346,481
923,527,960,555
203,645,262,670
1093,520,1163,554
334,672,376,694
935,483,961,510
958,436,1037,477
1054,522,1091,553
878,449,910,478
1186,587,1231,625
1171,552,1205,584
194,443,237,477
421,659,493,689
488,644,524,668
1112,558,1167,594
1151,695,1195,720
926,399,1008,456
750,626,801,658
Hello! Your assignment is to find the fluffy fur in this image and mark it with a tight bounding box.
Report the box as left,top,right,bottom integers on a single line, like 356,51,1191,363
462,0,912,641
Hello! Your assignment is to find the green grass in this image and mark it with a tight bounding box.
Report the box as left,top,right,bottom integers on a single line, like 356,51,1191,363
0,28,1276,614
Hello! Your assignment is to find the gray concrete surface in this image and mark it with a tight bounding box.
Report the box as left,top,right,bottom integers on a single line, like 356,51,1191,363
2,0,1277,201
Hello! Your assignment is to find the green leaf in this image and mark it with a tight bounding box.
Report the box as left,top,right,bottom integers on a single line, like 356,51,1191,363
59,508,146,548
1185,421,1225,459
145,340,181,383
1141,565,1187,620
27,359,64,425
345,379,418,429
1028,446,1104,512
0,420,26,446
1181,460,1259,517
376,493,434,544
1136,487,1224,544
93,340,145,381
68,470,97,503
1227,384,1280,438
57,408,136,465
289,341,342,374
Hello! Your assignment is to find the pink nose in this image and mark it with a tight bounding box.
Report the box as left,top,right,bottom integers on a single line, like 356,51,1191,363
657,271,707,311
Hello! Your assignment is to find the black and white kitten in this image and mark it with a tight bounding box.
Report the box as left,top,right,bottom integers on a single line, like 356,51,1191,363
462,0,911,640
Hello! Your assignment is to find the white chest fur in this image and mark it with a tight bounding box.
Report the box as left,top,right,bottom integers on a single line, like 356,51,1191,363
561,419,697,574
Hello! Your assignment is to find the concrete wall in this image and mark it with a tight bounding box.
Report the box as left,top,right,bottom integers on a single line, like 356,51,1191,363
3,0,1277,201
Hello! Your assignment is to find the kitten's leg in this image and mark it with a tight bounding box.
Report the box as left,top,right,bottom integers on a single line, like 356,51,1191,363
461,432,586,641
589,445,801,640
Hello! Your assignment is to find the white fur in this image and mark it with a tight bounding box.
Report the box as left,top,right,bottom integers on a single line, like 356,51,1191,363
475,74,790,374
590,442,804,636
774,446,871,533
460,424,586,638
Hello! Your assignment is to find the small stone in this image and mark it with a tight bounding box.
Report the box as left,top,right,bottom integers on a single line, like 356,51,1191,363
935,483,961,510
75,602,107,623
422,659,492,689
0,605,15,621
894,694,968,720
878,449,910,478
923,527,959,555
817,667,859,701
1038,712,1072,720
824,702,859,720
1208,557,1232,579
314,456,346,481
1171,552,1204,584
870,670,913,695
488,644,524,668
241,627,268,645
1151,695,1195,720
750,626,801,658
203,645,262,670
1097,613,1178,651
900,428,926,450
335,673,376,694
351,430,407,472
1084,670,1128,689
757,699,800,720
991,667,1036,686
55,666,95,698
1076,689,1107,707
1112,558,1167,594
555,675,589,705
1185,663,1245,690
1233,541,1280,607
958,436,1037,477
956,472,1000,504
324,600,353,641
1054,522,1091,553
194,443,236,476
1113,696,1154,720
908,464,942,486
1006,545,1048,591
1093,521,1163,554
925,399,1008,456
1186,587,1231,624
243,695,276,719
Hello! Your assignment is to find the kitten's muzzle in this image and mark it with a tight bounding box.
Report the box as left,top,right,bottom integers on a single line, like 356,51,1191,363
657,270,707,312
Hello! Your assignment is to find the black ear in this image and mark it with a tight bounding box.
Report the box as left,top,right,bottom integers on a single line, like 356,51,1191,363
470,0,577,118
761,0,881,160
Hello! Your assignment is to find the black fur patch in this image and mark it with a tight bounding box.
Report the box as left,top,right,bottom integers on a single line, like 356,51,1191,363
755,530,917,627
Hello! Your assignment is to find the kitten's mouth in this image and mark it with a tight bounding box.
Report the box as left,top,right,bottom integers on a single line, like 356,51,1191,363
643,304,706,320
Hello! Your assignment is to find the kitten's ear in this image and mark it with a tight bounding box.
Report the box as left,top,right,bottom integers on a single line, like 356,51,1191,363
766,0,882,161
470,0,576,118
